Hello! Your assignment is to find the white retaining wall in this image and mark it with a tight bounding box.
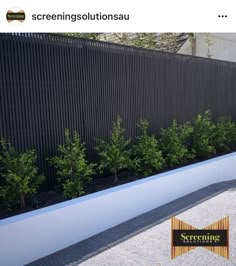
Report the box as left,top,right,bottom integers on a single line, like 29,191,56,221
0,152,236,266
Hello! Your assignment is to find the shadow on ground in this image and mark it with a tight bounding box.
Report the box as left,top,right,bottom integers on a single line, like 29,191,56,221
27,179,236,266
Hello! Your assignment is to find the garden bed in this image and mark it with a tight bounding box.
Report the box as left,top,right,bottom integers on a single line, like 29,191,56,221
0,152,236,266
1,111,236,220
0,149,235,220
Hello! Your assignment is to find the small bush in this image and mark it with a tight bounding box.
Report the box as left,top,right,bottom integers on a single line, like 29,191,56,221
0,138,44,209
160,120,194,168
49,129,95,198
63,179,84,199
191,110,216,158
131,120,164,176
96,115,130,183
0,138,9,185
213,116,236,152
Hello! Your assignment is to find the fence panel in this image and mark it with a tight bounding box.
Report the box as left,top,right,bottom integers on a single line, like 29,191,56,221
0,33,236,188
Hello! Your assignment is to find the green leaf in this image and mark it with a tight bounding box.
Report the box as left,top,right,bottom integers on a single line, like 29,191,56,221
95,115,131,181
131,119,164,176
49,129,94,198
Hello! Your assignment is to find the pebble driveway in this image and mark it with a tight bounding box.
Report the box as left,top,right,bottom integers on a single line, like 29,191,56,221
27,179,236,266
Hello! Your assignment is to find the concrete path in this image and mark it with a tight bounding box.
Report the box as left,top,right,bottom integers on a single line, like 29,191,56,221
27,179,236,266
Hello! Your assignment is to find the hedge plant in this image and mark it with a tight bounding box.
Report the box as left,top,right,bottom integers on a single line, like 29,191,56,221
160,120,194,168
1,110,236,211
191,110,216,158
213,116,236,152
0,138,44,209
49,129,95,198
131,120,164,176
95,115,130,183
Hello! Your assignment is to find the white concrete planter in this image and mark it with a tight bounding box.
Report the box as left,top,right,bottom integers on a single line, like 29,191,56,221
0,152,236,266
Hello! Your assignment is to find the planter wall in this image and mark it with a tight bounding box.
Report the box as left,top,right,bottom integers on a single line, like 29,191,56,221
0,152,236,266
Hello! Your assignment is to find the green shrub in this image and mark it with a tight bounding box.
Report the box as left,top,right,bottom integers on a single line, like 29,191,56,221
191,110,216,158
49,129,95,198
213,116,236,152
96,115,130,183
160,120,194,168
63,179,84,199
131,120,164,176
0,138,44,209
0,138,9,184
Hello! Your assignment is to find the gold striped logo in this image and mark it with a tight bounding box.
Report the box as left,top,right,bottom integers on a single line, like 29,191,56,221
171,216,229,259
6,8,25,25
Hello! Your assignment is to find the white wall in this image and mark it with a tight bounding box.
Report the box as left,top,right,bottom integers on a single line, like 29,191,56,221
0,152,236,266
178,33,236,63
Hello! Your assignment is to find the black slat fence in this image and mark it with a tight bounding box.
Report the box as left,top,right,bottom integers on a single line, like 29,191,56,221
0,33,236,188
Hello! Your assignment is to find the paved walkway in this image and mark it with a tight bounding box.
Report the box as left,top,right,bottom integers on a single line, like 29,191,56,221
27,179,236,266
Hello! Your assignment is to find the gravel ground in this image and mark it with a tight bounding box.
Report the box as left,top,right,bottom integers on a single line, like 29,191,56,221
80,188,236,266
28,180,236,266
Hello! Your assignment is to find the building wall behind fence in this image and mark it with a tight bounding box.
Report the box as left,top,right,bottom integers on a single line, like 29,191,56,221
0,33,236,188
